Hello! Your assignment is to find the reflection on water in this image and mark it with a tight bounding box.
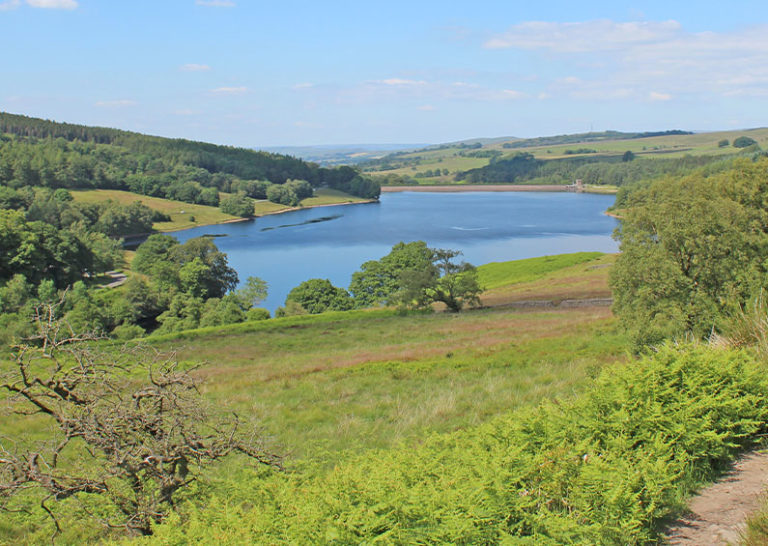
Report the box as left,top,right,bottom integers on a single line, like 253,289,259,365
172,192,619,312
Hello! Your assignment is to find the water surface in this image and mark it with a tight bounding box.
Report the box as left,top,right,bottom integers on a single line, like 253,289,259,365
173,192,618,312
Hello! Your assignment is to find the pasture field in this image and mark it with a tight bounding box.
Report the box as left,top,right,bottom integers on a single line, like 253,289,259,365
368,127,768,183
70,189,241,231
70,188,371,232
299,187,375,206
146,252,622,461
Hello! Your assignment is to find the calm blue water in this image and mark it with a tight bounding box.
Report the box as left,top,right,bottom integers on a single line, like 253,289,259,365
173,192,618,312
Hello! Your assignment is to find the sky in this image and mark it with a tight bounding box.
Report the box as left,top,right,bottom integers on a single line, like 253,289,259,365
2,0,768,147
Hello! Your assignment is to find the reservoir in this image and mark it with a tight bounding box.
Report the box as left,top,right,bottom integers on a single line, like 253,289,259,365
173,191,618,312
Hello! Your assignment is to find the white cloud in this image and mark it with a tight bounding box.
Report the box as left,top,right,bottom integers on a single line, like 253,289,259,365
418,104,436,111
378,78,427,86
649,91,672,101
292,82,314,89
0,0,21,11
195,0,235,6
174,109,197,116
501,89,526,99
451,81,480,88
95,99,136,107
337,77,534,106
485,19,682,53
211,86,247,95
26,0,78,8
180,63,210,72
487,19,768,101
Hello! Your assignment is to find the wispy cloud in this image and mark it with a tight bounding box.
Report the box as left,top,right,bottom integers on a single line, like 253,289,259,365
501,89,526,99
418,104,436,111
292,82,315,89
485,20,681,52
649,91,672,101
27,0,78,8
180,63,210,72
2,0,79,9
0,0,20,11
95,99,136,107
337,77,533,105
195,0,235,6
377,78,427,86
486,19,768,100
211,86,247,95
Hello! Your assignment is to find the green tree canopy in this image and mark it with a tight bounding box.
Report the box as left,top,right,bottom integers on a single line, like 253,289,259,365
219,193,254,217
284,278,353,314
349,241,435,308
610,158,768,348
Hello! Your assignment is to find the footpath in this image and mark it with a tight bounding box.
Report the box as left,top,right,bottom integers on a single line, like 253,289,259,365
666,451,768,544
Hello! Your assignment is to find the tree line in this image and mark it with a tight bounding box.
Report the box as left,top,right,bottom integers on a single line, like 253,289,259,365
0,113,381,206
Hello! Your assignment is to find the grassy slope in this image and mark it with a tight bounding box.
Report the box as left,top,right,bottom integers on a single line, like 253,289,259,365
1,253,627,542
149,252,622,462
70,187,371,232
371,128,768,183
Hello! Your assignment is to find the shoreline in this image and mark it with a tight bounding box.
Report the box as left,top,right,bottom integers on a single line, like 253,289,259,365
381,184,567,193
156,197,378,234
381,184,617,194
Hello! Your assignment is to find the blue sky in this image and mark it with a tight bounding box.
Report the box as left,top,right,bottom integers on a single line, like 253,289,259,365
2,0,767,146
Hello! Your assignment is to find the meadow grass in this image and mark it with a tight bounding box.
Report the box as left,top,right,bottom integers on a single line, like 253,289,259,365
743,495,768,545
71,188,371,232
0,252,631,543
152,304,623,462
71,189,239,231
480,252,616,305
299,187,372,206
477,251,604,290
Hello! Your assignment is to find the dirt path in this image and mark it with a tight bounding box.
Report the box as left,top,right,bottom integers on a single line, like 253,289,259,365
666,451,768,545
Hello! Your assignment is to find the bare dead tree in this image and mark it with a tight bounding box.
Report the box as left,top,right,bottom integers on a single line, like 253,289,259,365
0,303,281,538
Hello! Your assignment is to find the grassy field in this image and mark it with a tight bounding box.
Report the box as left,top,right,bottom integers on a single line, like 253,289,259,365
0,252,629,542
71,189,241,231
299,187,373,206
368,127,768,183
143,252,622,462
71,188,372,232
480,252,616,305
154,306,621,462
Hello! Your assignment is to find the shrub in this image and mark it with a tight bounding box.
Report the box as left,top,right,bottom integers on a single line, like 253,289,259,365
149,345,768,544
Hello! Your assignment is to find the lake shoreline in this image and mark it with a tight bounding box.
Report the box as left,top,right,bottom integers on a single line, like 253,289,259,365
157,198,378,234
381,184,616,194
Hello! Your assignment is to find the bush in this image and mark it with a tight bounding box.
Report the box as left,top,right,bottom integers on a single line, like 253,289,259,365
266,184,299,206
246,307,270,321
734,136,758,148
111,322,145,340
219,193,254,217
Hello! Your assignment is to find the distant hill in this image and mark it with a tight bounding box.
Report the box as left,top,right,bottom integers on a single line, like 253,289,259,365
260,143,428,166
359,127,768,186
0,112,381,203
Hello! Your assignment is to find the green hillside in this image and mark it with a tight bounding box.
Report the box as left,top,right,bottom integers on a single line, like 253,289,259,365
364,127,768,187
0,112,381,205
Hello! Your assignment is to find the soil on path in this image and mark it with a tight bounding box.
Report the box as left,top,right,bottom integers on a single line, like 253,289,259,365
666,451,768,545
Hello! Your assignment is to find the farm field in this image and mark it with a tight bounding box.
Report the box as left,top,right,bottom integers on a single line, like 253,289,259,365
367,127,768,184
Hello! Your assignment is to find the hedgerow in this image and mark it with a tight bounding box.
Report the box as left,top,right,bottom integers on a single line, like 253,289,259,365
142,344,768,544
